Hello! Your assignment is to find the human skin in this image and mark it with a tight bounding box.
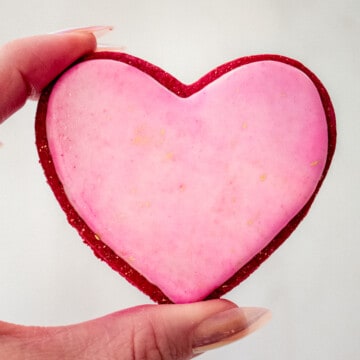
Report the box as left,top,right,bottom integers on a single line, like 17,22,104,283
0,29,270,359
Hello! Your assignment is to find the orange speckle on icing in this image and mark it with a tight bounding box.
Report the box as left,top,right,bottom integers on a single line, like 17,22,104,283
241,121,248,129
129,186,138,194
247,219,254,226
259,173,267,182
140,201,151,209
94,234,101,241
131,126,149,146
310,160,319,167
178,183,186,192
164,152,175,161
132,134,149,146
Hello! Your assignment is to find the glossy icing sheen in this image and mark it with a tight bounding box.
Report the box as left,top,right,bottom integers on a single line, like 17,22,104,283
46,59,328,303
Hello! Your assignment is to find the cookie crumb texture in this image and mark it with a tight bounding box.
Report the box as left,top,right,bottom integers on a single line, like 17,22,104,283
36,53,336,304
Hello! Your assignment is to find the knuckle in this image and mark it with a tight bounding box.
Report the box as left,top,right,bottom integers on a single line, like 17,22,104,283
129,319,185,360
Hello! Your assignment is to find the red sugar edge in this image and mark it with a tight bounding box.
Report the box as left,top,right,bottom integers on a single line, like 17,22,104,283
35,53,336,304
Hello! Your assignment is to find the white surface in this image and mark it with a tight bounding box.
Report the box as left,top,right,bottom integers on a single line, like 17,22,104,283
0,1,359,359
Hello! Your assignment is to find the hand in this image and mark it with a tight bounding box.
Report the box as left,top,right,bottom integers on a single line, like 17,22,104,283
0,28,271,359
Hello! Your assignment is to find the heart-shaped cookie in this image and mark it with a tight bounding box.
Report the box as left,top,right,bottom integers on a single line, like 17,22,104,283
35,53,336,304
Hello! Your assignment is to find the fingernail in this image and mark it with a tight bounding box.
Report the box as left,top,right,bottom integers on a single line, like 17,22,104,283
192,307,271,354
51,25,113,39
95,43,126,52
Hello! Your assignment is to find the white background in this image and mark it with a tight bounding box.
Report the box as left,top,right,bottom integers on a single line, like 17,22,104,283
0,1,359,359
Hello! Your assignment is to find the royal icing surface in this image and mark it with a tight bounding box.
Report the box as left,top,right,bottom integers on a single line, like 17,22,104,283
45,59,328,303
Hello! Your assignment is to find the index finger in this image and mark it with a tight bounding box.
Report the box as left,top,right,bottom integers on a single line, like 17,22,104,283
0,32,96,123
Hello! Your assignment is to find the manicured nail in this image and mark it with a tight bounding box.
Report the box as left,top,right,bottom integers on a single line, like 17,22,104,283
95,43,126,52
51,25,113,39
192,307,271,354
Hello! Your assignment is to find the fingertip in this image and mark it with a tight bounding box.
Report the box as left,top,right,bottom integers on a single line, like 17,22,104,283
27,31,97,100
53,31,97,53
192,306,271,354
0,31,99,122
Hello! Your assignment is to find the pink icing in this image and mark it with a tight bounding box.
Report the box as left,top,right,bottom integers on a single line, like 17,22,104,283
46,59,328,303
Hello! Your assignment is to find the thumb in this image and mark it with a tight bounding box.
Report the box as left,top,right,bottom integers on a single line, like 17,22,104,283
3,300,271,359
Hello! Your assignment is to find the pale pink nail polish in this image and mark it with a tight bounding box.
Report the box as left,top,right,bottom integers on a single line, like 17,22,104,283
192,307,271,354
51,25,113,39
95,44,126,53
